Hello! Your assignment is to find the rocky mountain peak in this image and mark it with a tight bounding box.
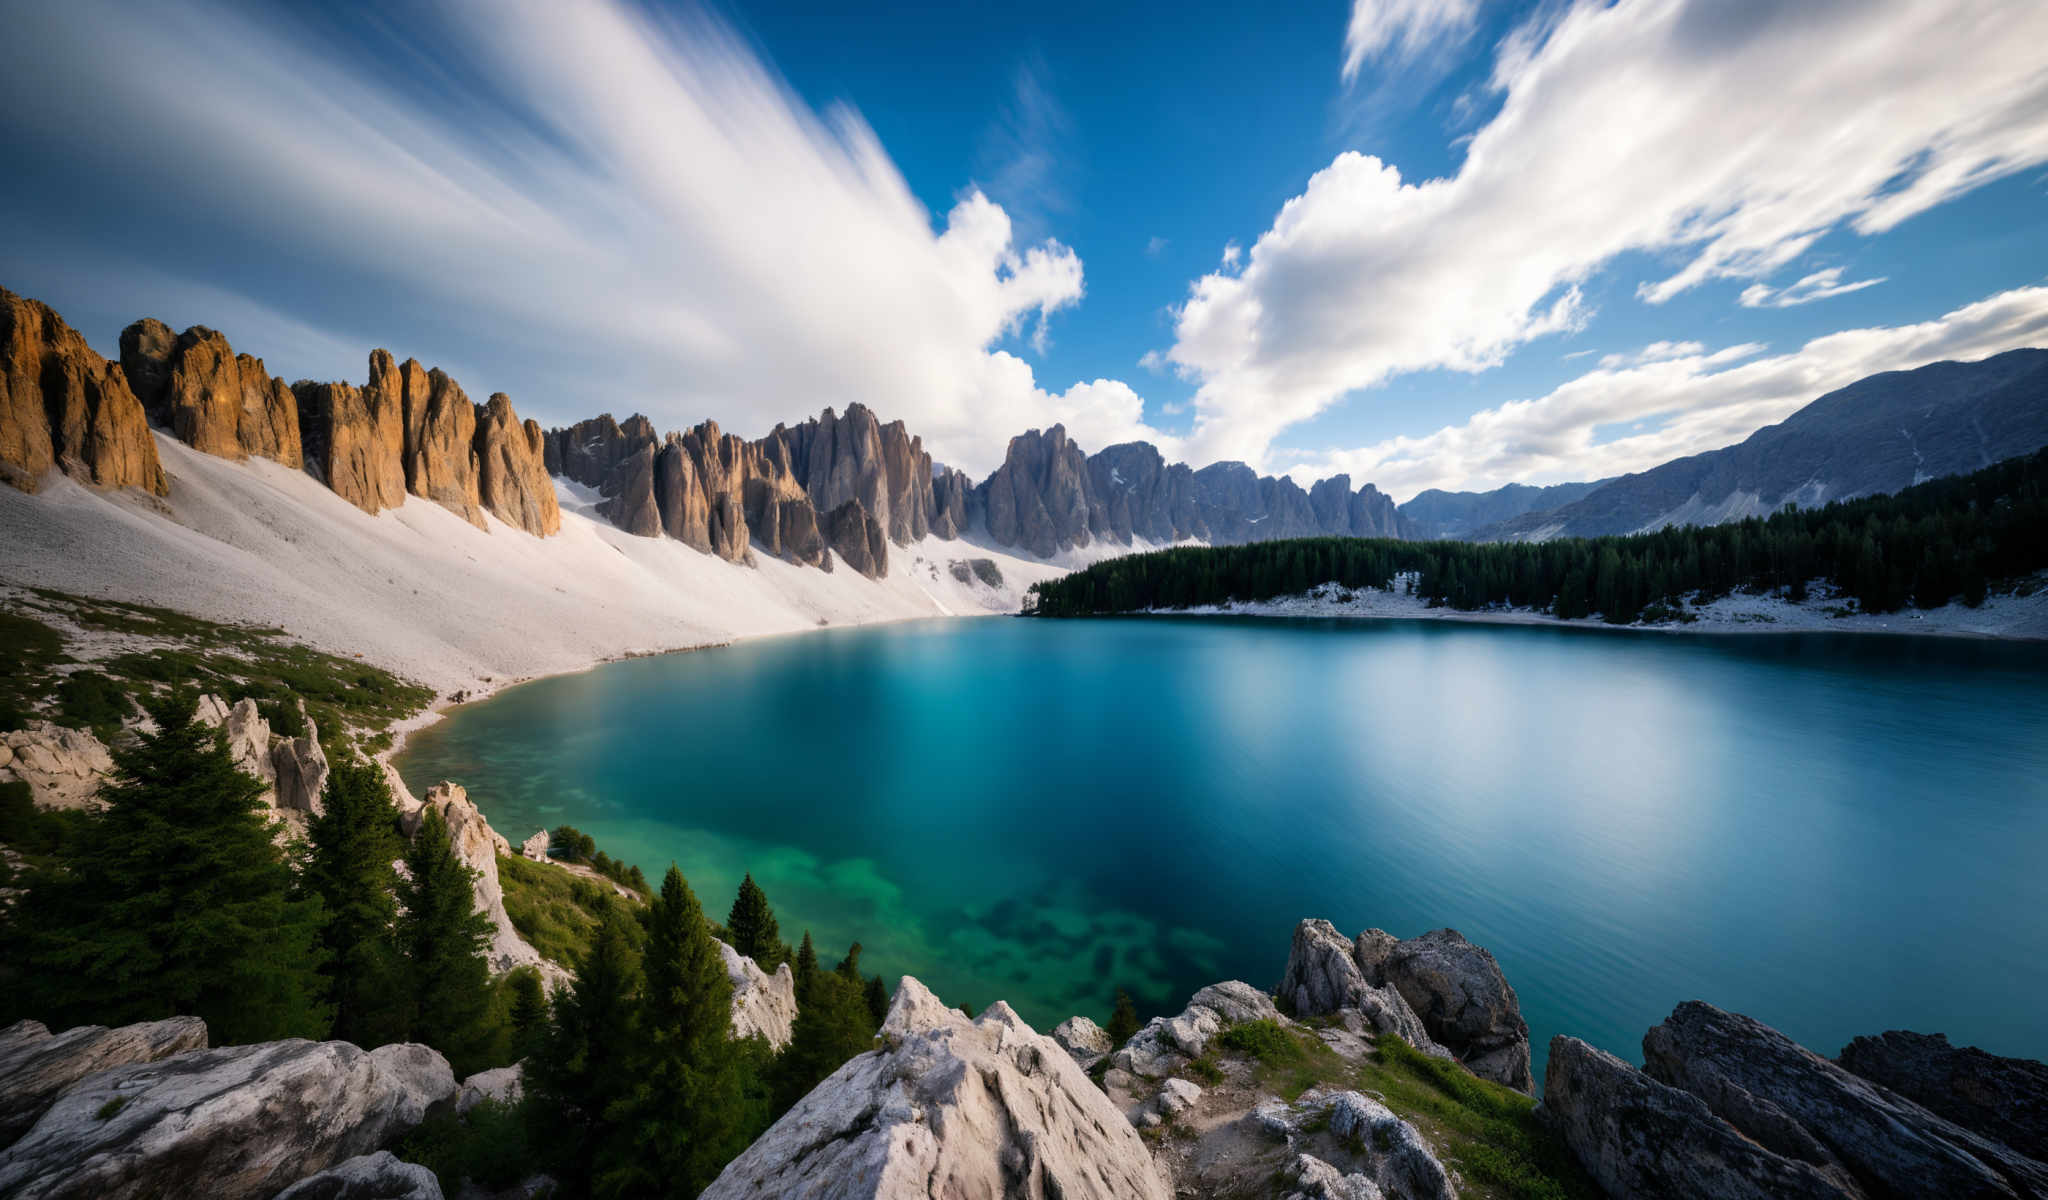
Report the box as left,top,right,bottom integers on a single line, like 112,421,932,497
1,288,165,496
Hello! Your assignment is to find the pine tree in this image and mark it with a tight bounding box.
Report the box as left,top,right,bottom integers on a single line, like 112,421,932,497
507,967,550,1062
305,758,407,1048
794,930,818,999
834,941,862,985
606,865,762,1197
5,694,330,1043
726,873,780,965
771,955,879,1117
399,806,498,1076
1106,988,1140,1048
530,900,644,1190
863,974,890,1027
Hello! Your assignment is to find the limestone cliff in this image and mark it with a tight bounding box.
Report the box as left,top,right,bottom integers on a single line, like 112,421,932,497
119,320,302,468
474,395,561,536
0,289,165,495
292,378,408,514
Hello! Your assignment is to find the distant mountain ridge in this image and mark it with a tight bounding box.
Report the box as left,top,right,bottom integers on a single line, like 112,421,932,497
1471,349,2048,542
1399,479,1609,540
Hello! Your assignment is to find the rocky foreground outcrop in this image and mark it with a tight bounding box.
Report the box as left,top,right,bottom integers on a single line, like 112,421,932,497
1108,980,1280,1079
1280,918,1533,1091
0,1017,208,1145
0,1035,455,1200
271,1152,444,1200
1544,1002,2048,1199
1838,1030,2048,1163
1,288,164,495
721,941,799,1049
701,977,1172,1199
193,693,330,816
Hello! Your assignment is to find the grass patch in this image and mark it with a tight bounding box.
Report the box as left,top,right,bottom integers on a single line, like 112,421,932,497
498,852,629,967
1358,1034,1599,1200
53,671,133,741
1184,1055,1225,1085
1210,1019,1351,1101
95,1096,128,1121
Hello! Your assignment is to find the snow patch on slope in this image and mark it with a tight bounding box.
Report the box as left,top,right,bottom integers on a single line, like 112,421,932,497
0,434,1068,697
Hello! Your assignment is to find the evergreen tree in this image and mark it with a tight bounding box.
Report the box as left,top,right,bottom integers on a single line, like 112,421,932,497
507,967,550,1062
399,806,498,1076
305,758,407,1048
5,694,330,1043
1106,988,1140,1048
726,873,780,965
794,930,818,999
530,901,643,1190
771,946,879,1117
863,973,890,1027
606,865,762,1197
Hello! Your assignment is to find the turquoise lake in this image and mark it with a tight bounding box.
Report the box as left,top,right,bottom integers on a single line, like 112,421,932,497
397,616,2048,1082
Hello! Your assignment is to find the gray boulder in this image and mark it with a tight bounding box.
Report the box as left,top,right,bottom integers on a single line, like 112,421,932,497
0,1016,208,1144
1838,1030,2048,1162
455,1063,523,1115
1051,1015,1112,1068
1277,920,1449,1060
1376,928,1533,1093
720,941,798,1049
1326,1091,1456,1200
1644,1001,2048,1198
1110,978,1282,1078
271,1152,443,1200
700,976,1170,1199
1284,1152,1384,1200
1542,1035,1858,1199
0,1039,457,1200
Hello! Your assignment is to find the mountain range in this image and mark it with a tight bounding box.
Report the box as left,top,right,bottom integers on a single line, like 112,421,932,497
1461,349,2048,542
3,284,2044,572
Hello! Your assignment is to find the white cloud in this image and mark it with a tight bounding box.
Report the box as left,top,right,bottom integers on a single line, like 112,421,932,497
1739,267,1888,309
1342,0,1481,82
1220,242,1242,269
1173,0,2048,470
1138,349,1167,373
0,0,1165,477
1597,340,1709,370
1146,236,1169,258
1284,285,2048,501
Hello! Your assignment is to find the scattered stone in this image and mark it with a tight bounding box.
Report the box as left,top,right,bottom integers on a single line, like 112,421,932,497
0,1039,456,1200
699,977,1171,1199
271,1152,444,1200
1156,1076,1204,1120
0,1016,209,1145
1838,1030,2048,1162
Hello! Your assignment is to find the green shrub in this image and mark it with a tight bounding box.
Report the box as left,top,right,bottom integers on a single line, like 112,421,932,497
54,672,133,740
395,1098,537,1195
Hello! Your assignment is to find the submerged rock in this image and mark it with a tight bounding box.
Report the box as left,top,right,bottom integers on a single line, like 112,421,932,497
1837,1030,2048,1162
1542,1034,1857,1199
0,1016,209,1145
0,1039,455,1200
700,976,1170,1199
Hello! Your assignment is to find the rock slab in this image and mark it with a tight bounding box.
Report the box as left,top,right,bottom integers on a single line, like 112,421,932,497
0,1039,455,1200
700,976,1171,1199
270,1152,444,1200
1838,1030,2048,1163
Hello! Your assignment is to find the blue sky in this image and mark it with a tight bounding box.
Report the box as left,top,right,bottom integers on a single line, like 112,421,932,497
2,0,2044,497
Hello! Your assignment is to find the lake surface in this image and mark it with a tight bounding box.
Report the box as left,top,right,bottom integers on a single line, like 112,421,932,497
398,616,2048,1083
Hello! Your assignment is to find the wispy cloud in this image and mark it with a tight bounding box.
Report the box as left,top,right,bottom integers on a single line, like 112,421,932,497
1342,0,1482,83
1285,285,2048,501
1174,0,2048,470
0,0,1168,476
1739,267,1888,309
